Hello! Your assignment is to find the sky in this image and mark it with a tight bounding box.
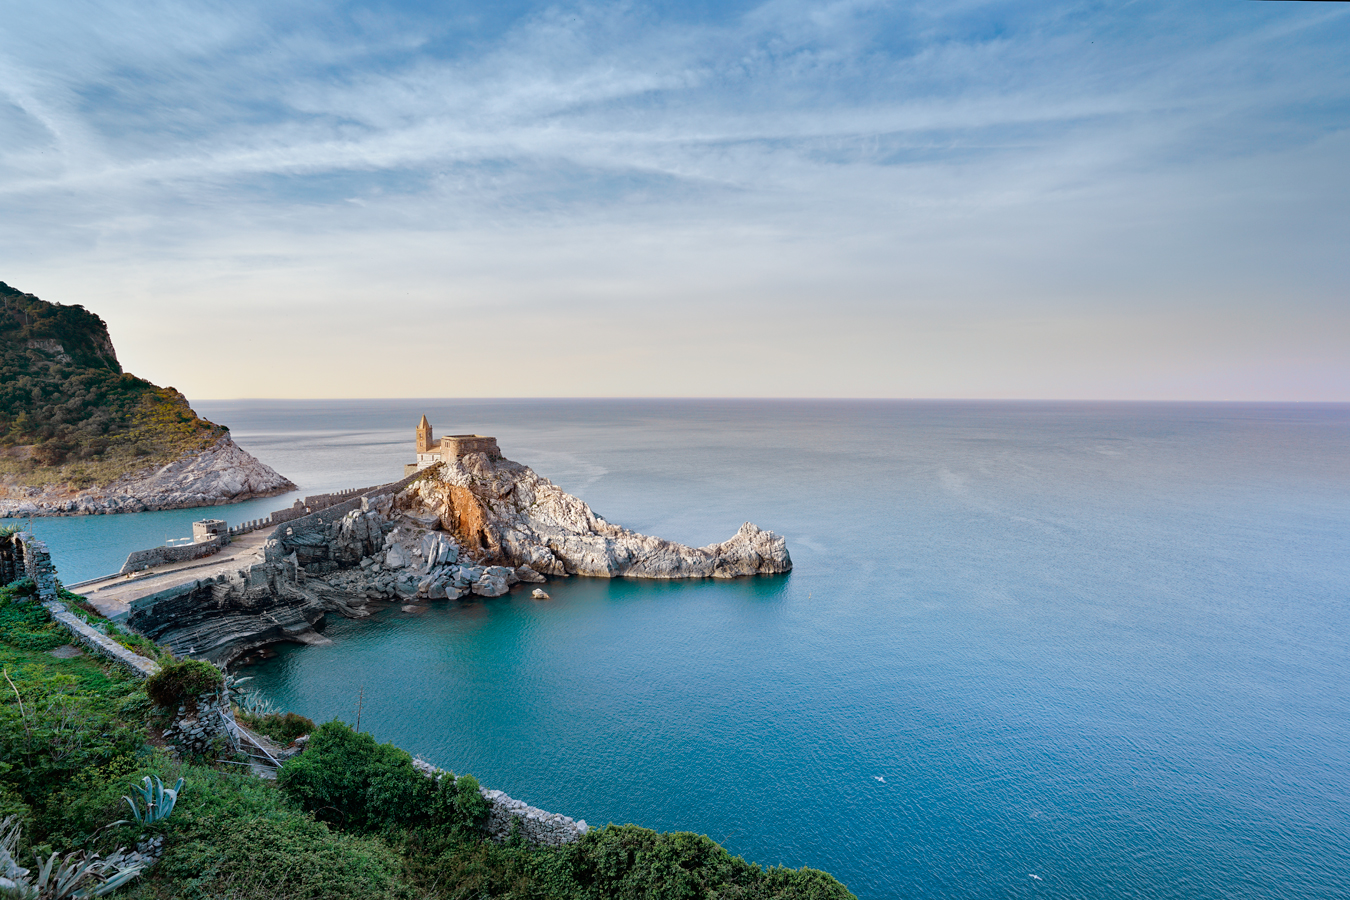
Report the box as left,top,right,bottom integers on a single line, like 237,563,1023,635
1,0,1347,401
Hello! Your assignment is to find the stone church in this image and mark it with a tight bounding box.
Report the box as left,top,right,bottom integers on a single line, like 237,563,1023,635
405,415,501,475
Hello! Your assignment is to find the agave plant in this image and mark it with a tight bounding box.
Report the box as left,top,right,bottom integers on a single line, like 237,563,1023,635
0,816,145,900
221,670,253,698
236,690,278,717
1,815,30,894
122,775,184,825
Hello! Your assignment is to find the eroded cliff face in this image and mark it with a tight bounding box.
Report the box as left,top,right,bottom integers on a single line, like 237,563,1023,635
404,451,792,578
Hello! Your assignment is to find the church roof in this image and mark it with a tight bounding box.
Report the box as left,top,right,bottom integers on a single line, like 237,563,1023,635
419,415,431,429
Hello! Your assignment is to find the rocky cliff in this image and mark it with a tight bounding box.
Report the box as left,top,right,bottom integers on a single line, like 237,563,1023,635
0,433,295,517
0,280,294,515
127,451,790,664
405,451,792,578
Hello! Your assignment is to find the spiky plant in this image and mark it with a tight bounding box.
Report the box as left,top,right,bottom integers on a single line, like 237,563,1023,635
0,815,145,900
236,690,278,717
122,775,184,825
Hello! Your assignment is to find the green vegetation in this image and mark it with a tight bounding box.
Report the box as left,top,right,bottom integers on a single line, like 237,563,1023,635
0,281,226,491
144,660,223,715
0,585,855,900
235,710,314,745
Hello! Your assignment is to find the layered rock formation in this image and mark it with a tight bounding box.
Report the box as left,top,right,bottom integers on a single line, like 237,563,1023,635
0,434,295,517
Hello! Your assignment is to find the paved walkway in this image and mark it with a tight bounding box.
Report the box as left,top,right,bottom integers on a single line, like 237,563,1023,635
72,529,276,617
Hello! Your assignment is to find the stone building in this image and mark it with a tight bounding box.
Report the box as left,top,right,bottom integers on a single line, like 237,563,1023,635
406,415,501,475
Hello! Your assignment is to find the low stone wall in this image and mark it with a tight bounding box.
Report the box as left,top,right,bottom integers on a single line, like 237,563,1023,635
120,534,225,575
42,600,160,678
162,690,236,756
481,789,590,847
411,758,589,847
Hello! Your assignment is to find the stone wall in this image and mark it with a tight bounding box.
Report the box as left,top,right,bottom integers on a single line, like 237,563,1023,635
3,532,61,602
162,690,237,756
481,789,590,847
42,600,160,678
0,537,18,587
229,478,416,538
410,759,589,847
262,468,431,567
120,533,226,575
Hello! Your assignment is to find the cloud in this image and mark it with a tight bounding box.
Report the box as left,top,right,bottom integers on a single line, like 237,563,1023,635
0,1,1347,399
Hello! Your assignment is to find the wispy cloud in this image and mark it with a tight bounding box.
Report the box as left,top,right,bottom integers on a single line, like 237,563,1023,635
0,1,1346,399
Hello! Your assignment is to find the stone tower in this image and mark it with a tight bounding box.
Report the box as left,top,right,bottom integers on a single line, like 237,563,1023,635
416,414,434,454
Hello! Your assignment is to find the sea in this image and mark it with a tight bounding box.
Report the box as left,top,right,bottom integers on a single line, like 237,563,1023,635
7,400,1349,900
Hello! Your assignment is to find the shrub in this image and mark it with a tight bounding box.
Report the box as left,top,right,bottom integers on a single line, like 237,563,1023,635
277,722,435,832
144,659,222,714
127,764,416,900
240,711,315,745
425,772,489,833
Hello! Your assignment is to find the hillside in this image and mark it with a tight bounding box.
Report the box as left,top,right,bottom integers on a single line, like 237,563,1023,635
0,281,294,515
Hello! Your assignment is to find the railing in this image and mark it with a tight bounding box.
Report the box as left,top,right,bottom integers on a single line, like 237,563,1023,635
224,716,283,773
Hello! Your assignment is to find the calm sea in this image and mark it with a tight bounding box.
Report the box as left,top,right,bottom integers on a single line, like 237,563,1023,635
10,400,1350,900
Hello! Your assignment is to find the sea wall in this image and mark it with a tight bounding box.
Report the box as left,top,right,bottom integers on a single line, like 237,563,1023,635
120,534,226,574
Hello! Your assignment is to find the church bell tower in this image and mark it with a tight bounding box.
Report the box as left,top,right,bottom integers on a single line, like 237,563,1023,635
416,415,434,454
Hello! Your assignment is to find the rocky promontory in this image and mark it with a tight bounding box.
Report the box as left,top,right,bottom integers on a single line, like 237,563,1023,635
125,450,790,664
406,450,792,578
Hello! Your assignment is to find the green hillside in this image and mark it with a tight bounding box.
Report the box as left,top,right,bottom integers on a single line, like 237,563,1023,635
0,281,225,490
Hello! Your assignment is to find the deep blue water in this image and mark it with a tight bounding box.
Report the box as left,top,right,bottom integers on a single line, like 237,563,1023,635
11,400,1350,899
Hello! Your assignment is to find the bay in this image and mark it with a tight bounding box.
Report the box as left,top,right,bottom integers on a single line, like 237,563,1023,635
10,399,1350,899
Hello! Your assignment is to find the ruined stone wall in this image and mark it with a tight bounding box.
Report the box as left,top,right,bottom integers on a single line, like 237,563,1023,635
4,532,61,602
162,690,237,756
0,539,17,587
1,533,161,677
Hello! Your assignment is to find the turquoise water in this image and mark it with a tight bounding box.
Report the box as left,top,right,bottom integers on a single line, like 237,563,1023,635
13,400,1350,899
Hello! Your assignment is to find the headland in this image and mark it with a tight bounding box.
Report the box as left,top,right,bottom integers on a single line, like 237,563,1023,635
71,417,791,665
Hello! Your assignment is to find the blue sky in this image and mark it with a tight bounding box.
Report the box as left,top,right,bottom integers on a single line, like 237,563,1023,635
1,1,1347,399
